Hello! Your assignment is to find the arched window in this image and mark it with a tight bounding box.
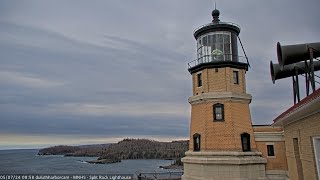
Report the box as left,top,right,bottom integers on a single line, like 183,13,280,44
241,133,251,152
213,103,224,121
193,133,201,152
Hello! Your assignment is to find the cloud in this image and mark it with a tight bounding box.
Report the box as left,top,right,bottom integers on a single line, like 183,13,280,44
0,133,188,149
44,102,189,118
0,111,189,139
0,100,190,120
0,71,64,88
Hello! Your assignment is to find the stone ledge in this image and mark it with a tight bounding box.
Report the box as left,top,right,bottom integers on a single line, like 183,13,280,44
189,92,252,104
182,150,268,180
266,170,290,180
185,150,262,156
182,156,267,165
182,174,268,180
182,151,267,165
254,132,285,142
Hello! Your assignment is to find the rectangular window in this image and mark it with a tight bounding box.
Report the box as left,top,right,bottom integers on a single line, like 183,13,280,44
233,71,239,84
197,73,202,87
267,145,275,156
203,36,208,46
215,107,222,120
217,34,223,43
241,133,251,152
213,103,224,121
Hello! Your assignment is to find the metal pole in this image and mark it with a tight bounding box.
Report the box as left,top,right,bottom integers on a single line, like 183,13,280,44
309,47,316,92
292,67,301,104
293,76,296,104
305,60,310,96
295,68,301,103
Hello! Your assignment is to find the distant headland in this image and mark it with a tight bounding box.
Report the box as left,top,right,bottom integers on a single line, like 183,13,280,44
38,138,188,168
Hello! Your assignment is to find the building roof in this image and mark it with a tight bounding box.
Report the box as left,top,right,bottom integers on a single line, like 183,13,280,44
273,88,320,126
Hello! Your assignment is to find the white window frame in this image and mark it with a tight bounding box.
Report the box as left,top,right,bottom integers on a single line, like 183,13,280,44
313,136,320,180
266,142,276,158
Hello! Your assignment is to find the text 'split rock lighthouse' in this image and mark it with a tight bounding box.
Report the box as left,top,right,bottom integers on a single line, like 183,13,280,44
182,9,267,180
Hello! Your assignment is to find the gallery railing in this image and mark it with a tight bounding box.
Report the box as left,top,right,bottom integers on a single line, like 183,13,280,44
187,54,248,69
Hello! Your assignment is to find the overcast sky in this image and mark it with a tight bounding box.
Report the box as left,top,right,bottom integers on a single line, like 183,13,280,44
0,0,319,149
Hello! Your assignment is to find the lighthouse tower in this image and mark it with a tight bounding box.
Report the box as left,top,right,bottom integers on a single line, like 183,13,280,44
182,9,267,180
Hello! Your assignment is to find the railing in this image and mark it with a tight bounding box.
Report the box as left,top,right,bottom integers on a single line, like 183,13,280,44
194,22,241,34
136,171,183,180
187,54,248,69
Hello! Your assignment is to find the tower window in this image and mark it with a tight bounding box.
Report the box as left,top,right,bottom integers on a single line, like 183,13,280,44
193,133,201,151
233,71,239,84
197,73,202,87
213,103,224,121
267,145,275,156
241,133,251,152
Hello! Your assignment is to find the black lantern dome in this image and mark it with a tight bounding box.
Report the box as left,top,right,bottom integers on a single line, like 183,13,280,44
188,9,248,74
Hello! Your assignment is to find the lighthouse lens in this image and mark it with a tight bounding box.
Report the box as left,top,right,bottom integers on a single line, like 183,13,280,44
197,31,232,62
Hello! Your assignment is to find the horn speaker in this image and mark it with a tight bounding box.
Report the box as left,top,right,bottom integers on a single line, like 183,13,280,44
270,60,320,84
277,42,320,68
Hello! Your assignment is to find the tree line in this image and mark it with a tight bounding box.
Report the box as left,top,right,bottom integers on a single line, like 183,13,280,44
98,138,188,160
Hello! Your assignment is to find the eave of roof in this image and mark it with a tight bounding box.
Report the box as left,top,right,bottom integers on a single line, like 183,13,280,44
273,88,320,126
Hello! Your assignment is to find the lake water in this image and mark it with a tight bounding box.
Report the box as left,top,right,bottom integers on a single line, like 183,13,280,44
0,149,182,176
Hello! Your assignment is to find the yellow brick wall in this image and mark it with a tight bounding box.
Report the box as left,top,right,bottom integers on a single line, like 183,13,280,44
283,112,320,180
192,68,246,96
189,99,256,151
232,101,257,150
189,103,206,150
253,126,288,171
256,141,288,171
189,66,254,151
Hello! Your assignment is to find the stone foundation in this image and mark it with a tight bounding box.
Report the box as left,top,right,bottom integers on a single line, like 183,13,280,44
182,151,268,180
266,170,289,180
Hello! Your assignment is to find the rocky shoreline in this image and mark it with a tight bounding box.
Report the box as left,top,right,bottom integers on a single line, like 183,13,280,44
86,158,121,164
159,164,183,170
